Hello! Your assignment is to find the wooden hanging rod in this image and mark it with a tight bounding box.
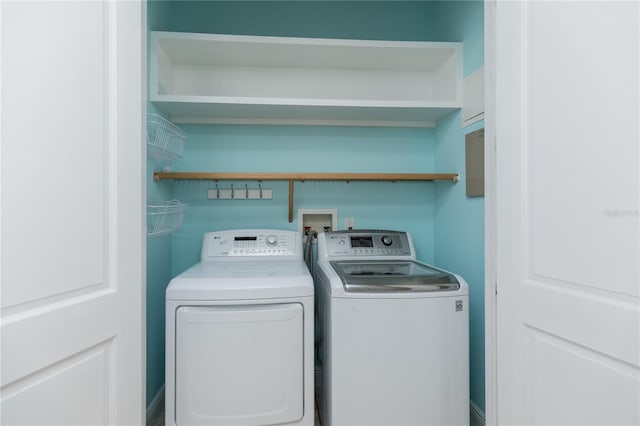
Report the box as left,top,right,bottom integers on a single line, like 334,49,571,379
153,172,459,182
153,171,459,222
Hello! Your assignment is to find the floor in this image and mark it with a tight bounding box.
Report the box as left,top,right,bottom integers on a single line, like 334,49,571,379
151,411,163,426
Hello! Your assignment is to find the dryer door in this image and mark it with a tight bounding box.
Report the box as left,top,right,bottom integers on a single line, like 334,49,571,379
175,304,304,425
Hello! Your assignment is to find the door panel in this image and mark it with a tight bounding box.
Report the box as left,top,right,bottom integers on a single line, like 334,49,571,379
526,2,639,294
525,328,639,426
1,342,112,425
494,1,639,424
0,1,144,424
1,1,108,311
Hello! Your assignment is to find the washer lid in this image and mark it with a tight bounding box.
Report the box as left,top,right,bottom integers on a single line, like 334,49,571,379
330,260,460,293
167,260,313,300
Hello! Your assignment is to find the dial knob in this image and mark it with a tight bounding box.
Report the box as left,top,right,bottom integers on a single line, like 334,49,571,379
381,236,393,246
265,235,278,246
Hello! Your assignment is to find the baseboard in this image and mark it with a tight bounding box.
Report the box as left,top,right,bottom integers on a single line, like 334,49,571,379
146,385,165,426
470,400,486,426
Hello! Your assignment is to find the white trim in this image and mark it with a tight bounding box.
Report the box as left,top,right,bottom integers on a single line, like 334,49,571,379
168,116,438,128
146,385,165,426
462,66,485,128
470,400,486,426
483,1,498,426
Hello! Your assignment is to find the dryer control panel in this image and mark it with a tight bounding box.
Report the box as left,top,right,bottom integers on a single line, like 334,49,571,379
201,229,300,261
320,230,413,258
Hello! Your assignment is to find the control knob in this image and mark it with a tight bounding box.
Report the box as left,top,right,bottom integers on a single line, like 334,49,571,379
381,236,393,246
265,235,278,246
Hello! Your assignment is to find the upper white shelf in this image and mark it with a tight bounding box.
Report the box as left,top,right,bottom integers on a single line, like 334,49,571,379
150,31,463,128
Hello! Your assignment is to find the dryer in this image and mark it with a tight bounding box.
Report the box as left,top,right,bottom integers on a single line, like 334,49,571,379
166,229,314,426
315,230,469,426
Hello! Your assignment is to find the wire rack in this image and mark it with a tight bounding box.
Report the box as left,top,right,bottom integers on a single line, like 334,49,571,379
146,113,187,161
147,199,187,236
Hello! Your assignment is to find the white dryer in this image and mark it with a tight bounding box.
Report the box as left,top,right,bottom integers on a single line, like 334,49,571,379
165,229,314,426
315,230,469,426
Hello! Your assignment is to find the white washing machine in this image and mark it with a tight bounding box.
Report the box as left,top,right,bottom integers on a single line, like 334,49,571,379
165,229,314,426
315,230,469,426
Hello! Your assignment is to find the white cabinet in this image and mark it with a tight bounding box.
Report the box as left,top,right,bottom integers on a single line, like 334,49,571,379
150,31,463,128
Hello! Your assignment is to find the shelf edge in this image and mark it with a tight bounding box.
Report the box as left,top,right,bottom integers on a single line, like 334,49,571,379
153,172,459,182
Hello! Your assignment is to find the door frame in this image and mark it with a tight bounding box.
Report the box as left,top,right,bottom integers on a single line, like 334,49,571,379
483,1,498,425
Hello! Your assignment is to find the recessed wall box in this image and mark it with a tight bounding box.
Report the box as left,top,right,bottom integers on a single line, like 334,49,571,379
297,209,338,242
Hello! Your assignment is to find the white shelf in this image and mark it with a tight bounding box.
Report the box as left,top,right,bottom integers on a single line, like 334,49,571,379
150,32,463,128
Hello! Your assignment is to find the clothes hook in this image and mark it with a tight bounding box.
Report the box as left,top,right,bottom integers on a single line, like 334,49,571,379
259,182,263,199
231,183,234,199
245,183,249,199
215,182,220,199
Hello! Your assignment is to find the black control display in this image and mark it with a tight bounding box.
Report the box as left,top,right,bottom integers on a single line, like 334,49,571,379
350,236,374,248
234,236,257,241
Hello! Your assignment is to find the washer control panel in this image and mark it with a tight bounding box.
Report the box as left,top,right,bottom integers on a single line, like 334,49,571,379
201,229,300,260
322,230,412,257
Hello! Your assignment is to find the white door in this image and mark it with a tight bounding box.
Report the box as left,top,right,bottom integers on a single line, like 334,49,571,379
1,1,145,425
489,1,640,424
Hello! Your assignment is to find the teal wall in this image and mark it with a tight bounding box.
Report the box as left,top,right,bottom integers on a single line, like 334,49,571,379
146,0,174,409
433,0,485,412
171,125,437,275
435,113,485,412
435,0,484,76
164,0,438,40
146,0,485,414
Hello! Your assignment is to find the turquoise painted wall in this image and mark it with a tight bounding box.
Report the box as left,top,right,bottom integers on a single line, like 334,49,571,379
146,0,485,415
165,0,438,40
171,125,437,275
435,0,484,76
433,0,485,412
146,0,174,408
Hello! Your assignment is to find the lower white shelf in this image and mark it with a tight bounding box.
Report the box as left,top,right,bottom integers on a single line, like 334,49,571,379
147,199,187,236
153,98,460,128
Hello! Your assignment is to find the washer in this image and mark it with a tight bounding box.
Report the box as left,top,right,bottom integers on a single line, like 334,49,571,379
165,229,314,426
315,230,469,426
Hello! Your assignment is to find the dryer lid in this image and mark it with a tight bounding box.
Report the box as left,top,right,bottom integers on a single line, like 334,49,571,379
167,260,313,300
330,260,459,293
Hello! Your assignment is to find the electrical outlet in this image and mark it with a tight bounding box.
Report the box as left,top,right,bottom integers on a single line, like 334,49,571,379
344,217,355,230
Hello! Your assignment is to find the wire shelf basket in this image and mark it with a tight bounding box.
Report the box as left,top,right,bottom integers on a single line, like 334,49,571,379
146,113,187,161
147,199,187,236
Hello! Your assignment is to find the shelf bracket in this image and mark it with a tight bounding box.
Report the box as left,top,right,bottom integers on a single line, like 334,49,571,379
288,180,294,223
